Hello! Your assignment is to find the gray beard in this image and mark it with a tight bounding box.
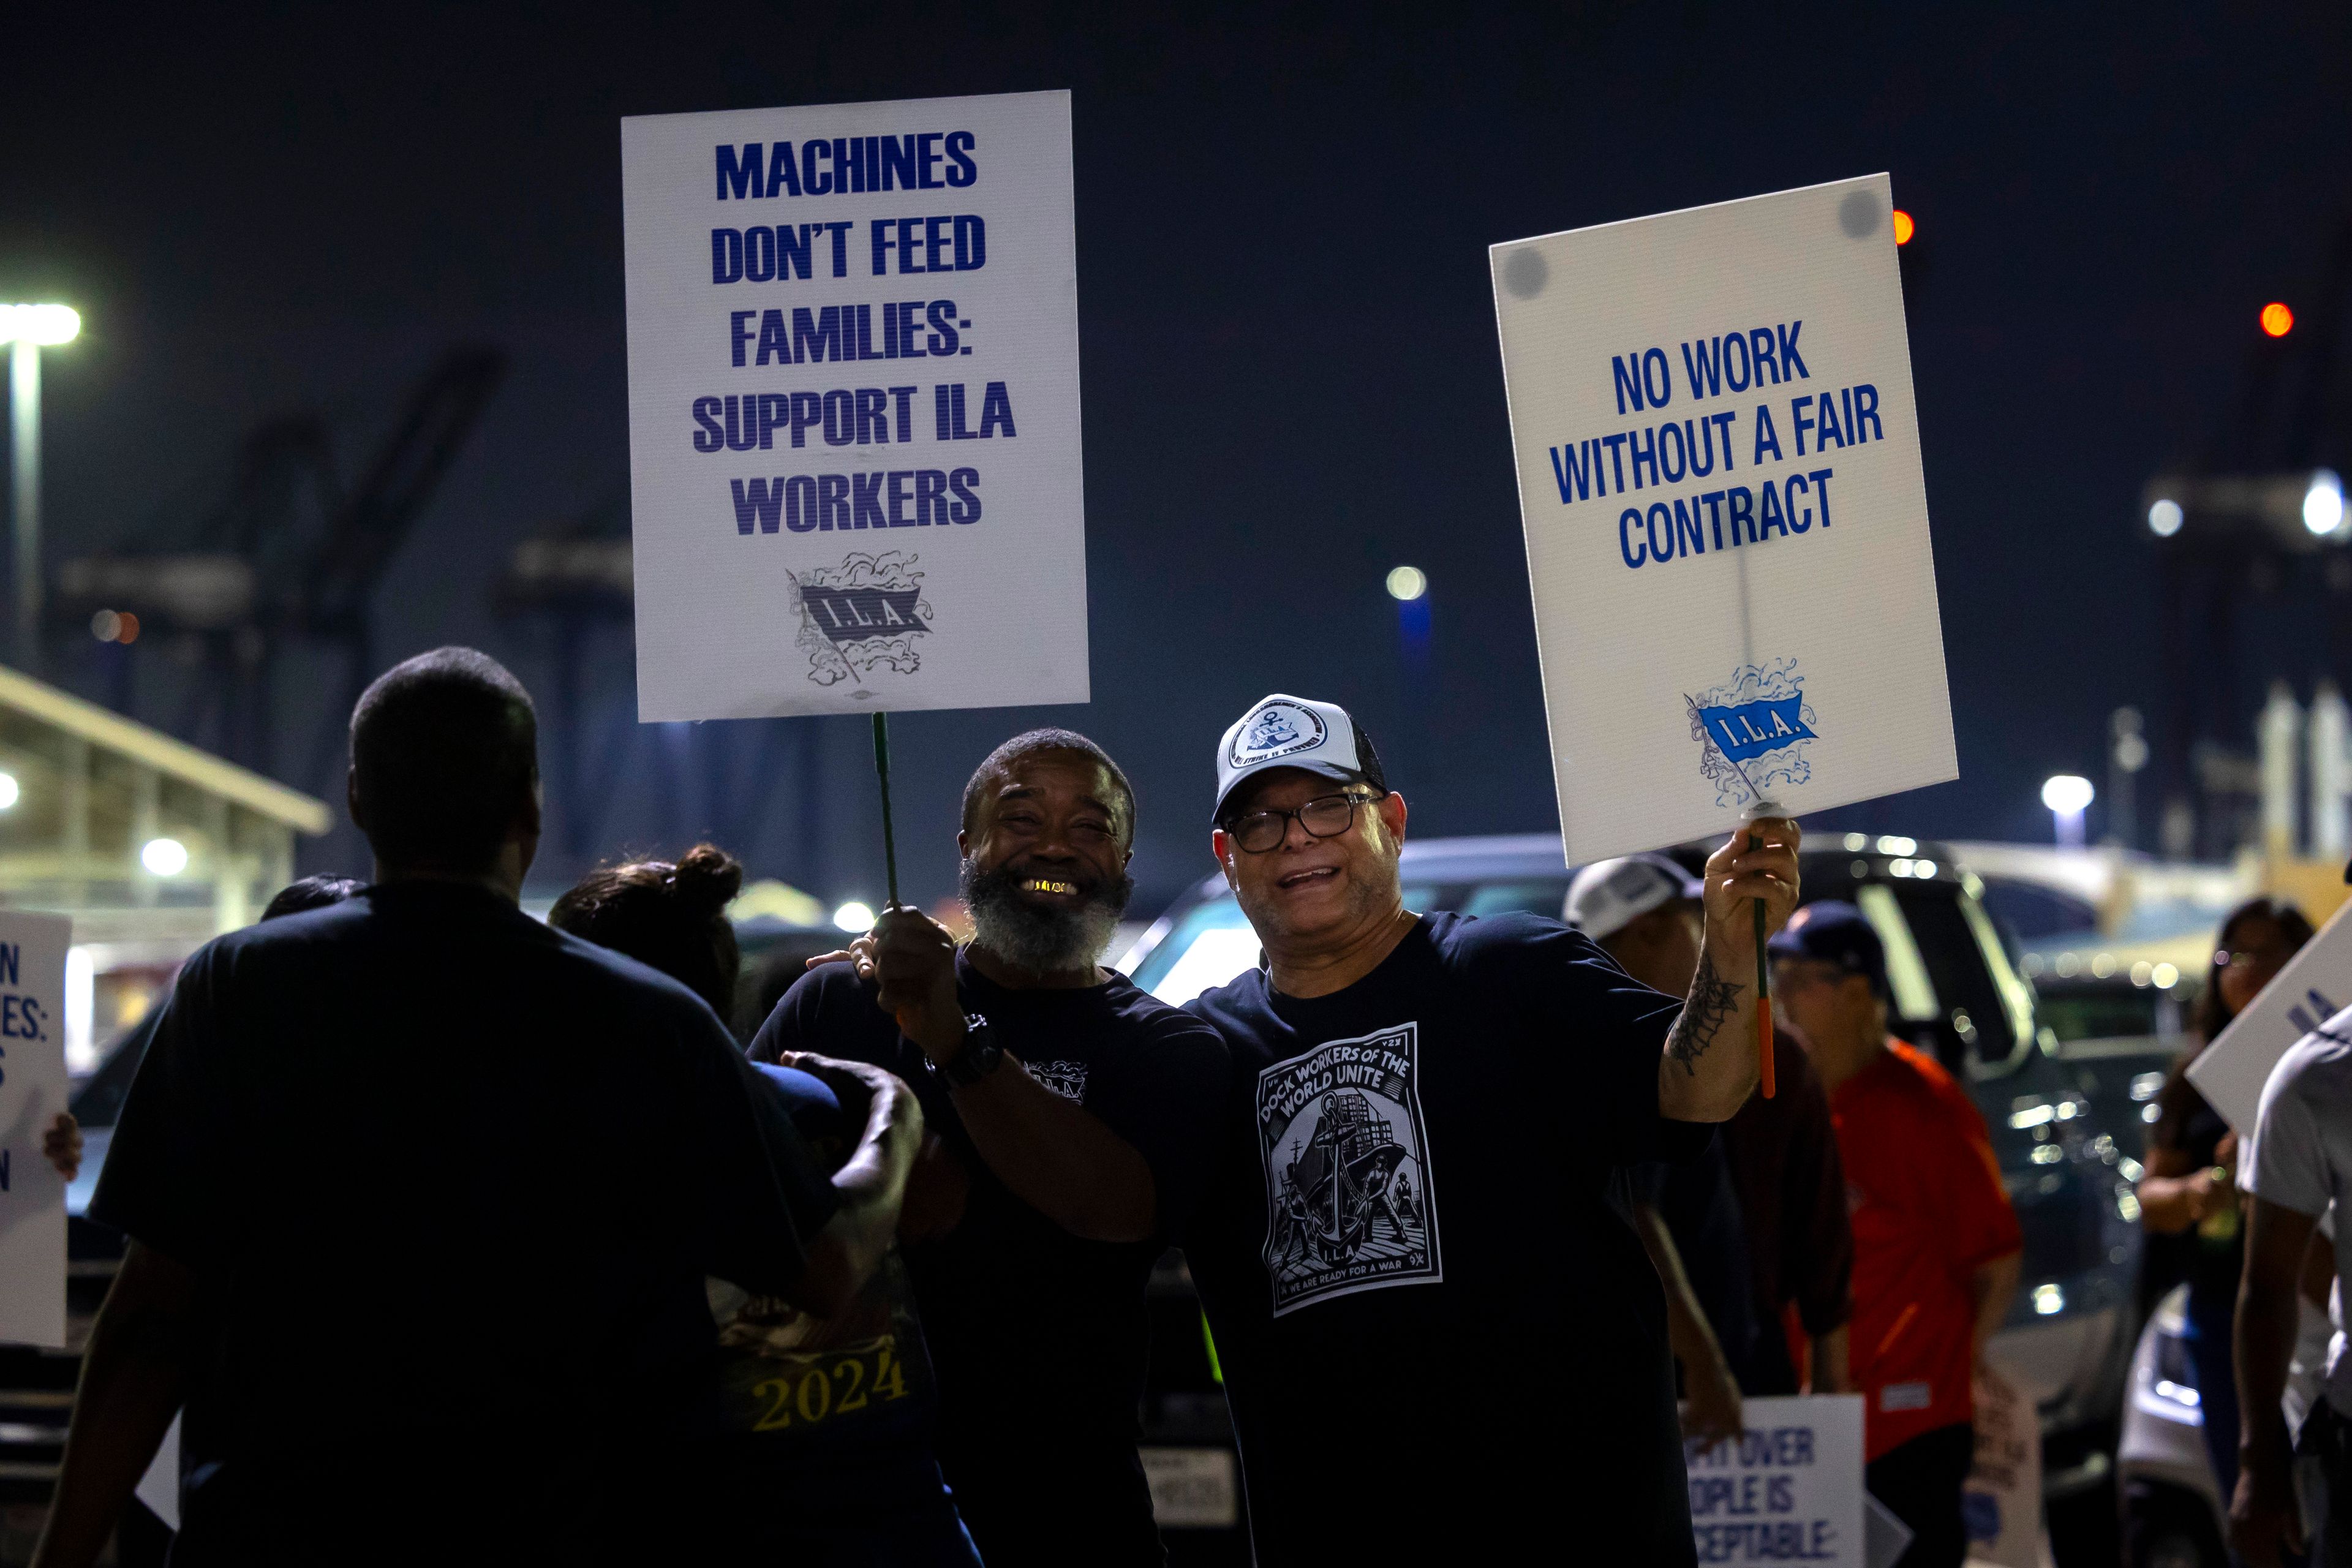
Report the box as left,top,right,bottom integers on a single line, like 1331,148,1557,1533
960,858,1132,975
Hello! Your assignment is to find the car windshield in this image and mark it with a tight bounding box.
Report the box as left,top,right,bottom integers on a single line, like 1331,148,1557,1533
1128,884,1446,1004
1125,858,2037,1076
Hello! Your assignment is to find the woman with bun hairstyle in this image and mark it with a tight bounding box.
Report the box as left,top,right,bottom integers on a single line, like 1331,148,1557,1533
551,845,977,1566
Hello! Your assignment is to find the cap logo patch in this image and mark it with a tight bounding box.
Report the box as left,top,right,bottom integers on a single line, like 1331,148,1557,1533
1232,701,1326,767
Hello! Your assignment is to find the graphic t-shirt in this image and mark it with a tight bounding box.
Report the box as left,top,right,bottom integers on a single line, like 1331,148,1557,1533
703,1065,973,1560
1828,1039,2022,1461
89,884,839,1566
1181,912,1703,1565
750,952,1231,1566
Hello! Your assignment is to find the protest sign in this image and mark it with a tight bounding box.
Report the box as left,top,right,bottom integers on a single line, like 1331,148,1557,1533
1962,1364,2051,1567
0,913,72,1349
1491,175,1955,862
622,90,1087,722
2188,896,2352,1133
1683,1395,1866,1564
136,1413,181,1530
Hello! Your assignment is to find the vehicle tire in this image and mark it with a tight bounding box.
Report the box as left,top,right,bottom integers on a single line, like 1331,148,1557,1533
2122,1478,2226,1568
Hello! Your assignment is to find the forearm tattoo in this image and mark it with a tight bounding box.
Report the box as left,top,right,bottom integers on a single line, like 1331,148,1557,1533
1665,951,1744,1077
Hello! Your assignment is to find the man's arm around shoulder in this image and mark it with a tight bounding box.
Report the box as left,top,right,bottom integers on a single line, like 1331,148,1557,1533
772,1054,924,1317
33,1243,200,1568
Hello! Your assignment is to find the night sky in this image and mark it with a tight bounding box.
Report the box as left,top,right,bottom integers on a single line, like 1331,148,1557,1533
6,4,2348,911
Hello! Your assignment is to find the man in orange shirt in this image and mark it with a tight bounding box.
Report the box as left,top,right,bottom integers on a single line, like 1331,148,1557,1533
1770,901,2021,1568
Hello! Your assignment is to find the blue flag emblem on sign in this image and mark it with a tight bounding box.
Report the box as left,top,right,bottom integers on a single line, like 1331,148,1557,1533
1696,696,1816,763
799,585,929,645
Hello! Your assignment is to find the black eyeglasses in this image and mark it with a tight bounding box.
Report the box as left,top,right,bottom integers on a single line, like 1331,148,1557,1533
1223,792,1381,854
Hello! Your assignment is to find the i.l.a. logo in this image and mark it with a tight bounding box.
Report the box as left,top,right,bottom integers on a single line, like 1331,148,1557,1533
790,552,934,687
1687,659,1819,809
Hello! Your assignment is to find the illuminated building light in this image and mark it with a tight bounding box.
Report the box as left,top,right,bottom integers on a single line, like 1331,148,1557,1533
2305,471,2344,537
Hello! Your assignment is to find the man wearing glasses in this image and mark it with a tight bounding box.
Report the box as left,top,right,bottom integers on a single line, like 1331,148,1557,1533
1178,694,1800,1566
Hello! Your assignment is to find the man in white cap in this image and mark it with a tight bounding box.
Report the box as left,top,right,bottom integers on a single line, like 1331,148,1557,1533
1180,694,1800,1567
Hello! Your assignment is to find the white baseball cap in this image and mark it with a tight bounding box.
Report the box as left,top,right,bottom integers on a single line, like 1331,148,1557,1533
1212,693,1388,823
1563,853,1704,943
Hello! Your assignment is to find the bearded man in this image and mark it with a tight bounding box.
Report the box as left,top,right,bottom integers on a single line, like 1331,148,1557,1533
750,728,1230,1567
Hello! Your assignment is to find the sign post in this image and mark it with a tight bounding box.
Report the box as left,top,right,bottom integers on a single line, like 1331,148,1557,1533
0,912,72,1349
1490,175,1956,865
621,90,1088,725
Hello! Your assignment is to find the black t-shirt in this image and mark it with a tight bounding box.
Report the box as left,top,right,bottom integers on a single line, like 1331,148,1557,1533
750,952,1231,1566
1182,912,1705,1566
1630,1139,1764,1391
91,883,839,1566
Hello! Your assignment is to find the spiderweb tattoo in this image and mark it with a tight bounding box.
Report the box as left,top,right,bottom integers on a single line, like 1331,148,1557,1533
1665,951,1744,1076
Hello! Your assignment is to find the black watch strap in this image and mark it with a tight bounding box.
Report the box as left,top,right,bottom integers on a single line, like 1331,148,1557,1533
932,1013,1003,1087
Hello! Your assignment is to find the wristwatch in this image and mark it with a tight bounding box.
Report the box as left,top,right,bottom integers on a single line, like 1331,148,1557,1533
929,1012,1004,1088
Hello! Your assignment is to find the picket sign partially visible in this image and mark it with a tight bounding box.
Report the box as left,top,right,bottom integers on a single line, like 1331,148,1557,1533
1490,176,1955,863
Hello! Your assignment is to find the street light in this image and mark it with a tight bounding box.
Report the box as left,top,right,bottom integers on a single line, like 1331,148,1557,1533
2305,470,2345,537
2041,774,2094,848
1,303,82,674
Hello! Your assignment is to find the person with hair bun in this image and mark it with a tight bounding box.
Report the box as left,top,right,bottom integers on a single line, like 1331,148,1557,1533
549,845,747,1019
552,845,976,1566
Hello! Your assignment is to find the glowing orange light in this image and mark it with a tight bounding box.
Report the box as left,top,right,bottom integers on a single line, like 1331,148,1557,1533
116,612,140,645
1891,209,1915,246
2261,301,2294,337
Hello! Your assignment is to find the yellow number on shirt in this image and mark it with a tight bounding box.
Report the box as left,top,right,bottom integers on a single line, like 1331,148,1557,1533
751,1377,794,1432
747,1338,908,1432
796,1370,832,1423
873,1345,908,1402
834,1357,870,1412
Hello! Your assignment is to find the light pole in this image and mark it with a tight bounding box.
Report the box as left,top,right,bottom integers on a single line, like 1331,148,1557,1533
2,303,82,674
2041,774,2094,848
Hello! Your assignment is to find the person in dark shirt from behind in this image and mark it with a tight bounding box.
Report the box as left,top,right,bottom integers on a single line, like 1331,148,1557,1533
550,843,977,1566
752,728,1231,1566
34,647,918,1568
